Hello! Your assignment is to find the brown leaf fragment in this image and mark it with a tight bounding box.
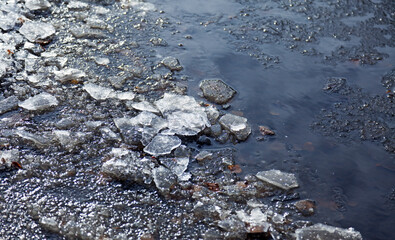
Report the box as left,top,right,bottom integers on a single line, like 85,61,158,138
11,161,23,169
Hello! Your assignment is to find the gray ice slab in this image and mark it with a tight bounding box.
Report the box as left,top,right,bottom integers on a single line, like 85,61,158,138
143,134,181,156
19,21,55,43
18,92,58,111
256,169,298,190
219,114,251,141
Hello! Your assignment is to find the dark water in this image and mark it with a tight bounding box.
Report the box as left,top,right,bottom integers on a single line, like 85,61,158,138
152,0,395,239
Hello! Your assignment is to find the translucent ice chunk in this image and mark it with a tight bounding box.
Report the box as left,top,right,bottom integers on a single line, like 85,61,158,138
219,113,251,141
19,21,55,43
54,68,86,83
152,166,177,193
295,223,363,240
143,134,181,156
160,157,190,181
163,111,209,136
131,101,160,113
236,208,268,228
256,169,298,190
83,83,135,101
154,93,210,135
101,148,154,183
18,92,58,111
25,0,51,11
0,149,19,169
83,83,115,100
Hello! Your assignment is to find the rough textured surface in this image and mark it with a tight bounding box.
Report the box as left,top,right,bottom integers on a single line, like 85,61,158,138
199,79,237,104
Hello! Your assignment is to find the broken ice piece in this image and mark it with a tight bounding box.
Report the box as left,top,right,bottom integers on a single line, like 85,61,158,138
143,134,181,156
219,114,251,141
83,83,113,100
131,101,160,113
25,0,51,11
83,83,135,101
236,208,270,233
152,166,177,193
295,223,362,240
54,68,86,83
0,96,18,115
93,57,110,66
0,149,19,169
18,92,58,111
256,169,298,190
160,157,191,181
19,21,55,43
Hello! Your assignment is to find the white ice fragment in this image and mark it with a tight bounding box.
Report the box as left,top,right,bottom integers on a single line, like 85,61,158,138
236,208,269,230
115,91,135,100
25,0,51,11
0,149,19,168
93,57,110,66
114,111,167,131
161,157,190,181
154,93,210,136
19,92,58,111
53,130,71,147
256,169,299,190
143,134,181,156
67,1,90,11
152,166,177,193
131,101,160,113
19,21,55,43
121,1,156,11
54,68,86,83
219,113,251,141
83,83,134,101
295,223,363,240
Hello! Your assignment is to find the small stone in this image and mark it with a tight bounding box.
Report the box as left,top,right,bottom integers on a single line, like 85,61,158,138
54,68,86,83
259,126,275,136
199,79,236,104
161,56,183,71
295,223,362,240
143,134,181,156
0,96,18,115
294,199,316,216
219,114,251,141
19,92,58,111
256,169,299,190
19,21,55,43
25,0,51,11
